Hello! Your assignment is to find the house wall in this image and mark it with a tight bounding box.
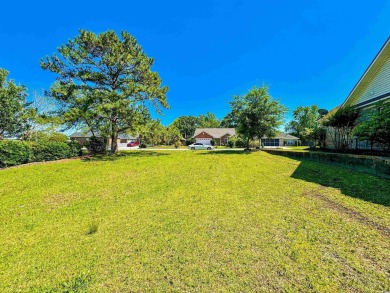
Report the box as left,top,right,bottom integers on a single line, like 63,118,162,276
261,138,281,147
195,132,213,139
71,137,87,144
352,56,390,108
220,135,230,146
326,44,389,151
194,132,213,145
284,139,298,146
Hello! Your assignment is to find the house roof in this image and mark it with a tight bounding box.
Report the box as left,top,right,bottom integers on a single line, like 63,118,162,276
69,131,137,140
193,128,236,138
262,132,299,140
69,131,94,138
341,37,390,108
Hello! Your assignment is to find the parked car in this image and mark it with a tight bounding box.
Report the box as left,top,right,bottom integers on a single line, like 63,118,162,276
127,141,139,147
188,143,214,150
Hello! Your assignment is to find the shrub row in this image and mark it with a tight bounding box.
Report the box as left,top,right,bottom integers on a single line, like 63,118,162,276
227,138,249,148
0,140,83,168
262,149,390,178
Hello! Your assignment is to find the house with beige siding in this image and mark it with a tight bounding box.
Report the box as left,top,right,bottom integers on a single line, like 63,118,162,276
327,37,390,150
261,133,299,147
341,37,390,110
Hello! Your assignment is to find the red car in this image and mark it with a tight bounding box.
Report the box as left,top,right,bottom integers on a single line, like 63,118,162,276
127,141,139,147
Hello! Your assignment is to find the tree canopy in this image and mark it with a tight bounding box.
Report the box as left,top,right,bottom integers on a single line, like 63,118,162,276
285,105,320,143
41,30,168,153
354,102,390,152
171,112,220,139
171,116,200,139
0,69,29,139
220,112,238,128
197,112,220,128
323,105,360,151
228,85,287,149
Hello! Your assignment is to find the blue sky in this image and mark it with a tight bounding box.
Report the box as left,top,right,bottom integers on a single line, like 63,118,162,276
1,1,389,126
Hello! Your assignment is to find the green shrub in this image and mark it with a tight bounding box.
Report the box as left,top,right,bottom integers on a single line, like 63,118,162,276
249,140,260,149
0,140,32,167
0,140,83,168
227,140,235,148
86,137,107,154
185,138,195,146
210,139,216,146
174,141,181,149
235,138,246,148
31,142,71,162
68,141,83,157
139,142,147,148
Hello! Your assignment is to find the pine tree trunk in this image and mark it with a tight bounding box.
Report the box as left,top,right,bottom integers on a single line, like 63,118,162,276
111,130,118,154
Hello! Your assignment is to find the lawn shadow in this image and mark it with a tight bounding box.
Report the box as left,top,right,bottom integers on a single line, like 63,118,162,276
197,149,252,155
82,151,170,162
291,159,390,207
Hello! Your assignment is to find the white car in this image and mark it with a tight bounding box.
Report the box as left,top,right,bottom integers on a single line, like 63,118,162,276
188,143,214,150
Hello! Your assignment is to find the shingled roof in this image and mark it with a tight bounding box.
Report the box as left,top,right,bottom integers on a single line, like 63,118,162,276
262,132,299,140
193,128,236,138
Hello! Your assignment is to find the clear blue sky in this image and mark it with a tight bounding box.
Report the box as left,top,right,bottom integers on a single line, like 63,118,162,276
1,1,389,126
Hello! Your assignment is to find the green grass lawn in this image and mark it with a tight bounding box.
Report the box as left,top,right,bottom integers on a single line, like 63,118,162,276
284,146,310,150
0,151,389,292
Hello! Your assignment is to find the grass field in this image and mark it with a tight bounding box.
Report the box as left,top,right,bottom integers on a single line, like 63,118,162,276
0,150,389,292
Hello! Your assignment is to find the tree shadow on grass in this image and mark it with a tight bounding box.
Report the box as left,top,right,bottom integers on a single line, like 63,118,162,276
82,151,170,162
291,159,390,207
197,149,252,155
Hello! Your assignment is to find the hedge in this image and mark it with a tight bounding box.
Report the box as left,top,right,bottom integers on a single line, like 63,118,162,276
0,141,32,167
0,140,82,168
262,149,390,178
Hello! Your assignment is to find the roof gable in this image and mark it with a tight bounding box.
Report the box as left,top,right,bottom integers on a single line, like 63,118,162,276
262,132,299,140
193,128,236,138
342,37,390,108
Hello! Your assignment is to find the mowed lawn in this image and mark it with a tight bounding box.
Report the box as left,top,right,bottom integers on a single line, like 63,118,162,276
0,151,389,292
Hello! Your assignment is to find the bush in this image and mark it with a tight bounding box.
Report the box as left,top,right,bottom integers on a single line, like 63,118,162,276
31,142,71,162
174,141,181,149
185,138,195,146
249,140,260,149
24,131,68,143
210,139,216,146
86,137,107,154
68,141,83,157
235,138,246,148
227,140,235,148
139,142,147,148
0,140,84,168
0,140,32,167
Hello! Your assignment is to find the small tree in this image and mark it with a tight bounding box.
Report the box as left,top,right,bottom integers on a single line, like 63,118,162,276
197,112,220,128
23,92,61,141
167,125,182,147
229,85,287,149
285,105,320,144
171,116,199,139
324,105,360,151
41,30,168,153
354,102,390,153
0,69,29,139
312,127,327,149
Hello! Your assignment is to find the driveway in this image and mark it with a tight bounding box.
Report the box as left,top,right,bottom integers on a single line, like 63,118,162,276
118,146,140,151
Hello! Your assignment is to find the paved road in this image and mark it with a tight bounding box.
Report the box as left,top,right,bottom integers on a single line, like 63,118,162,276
130,148,246,151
